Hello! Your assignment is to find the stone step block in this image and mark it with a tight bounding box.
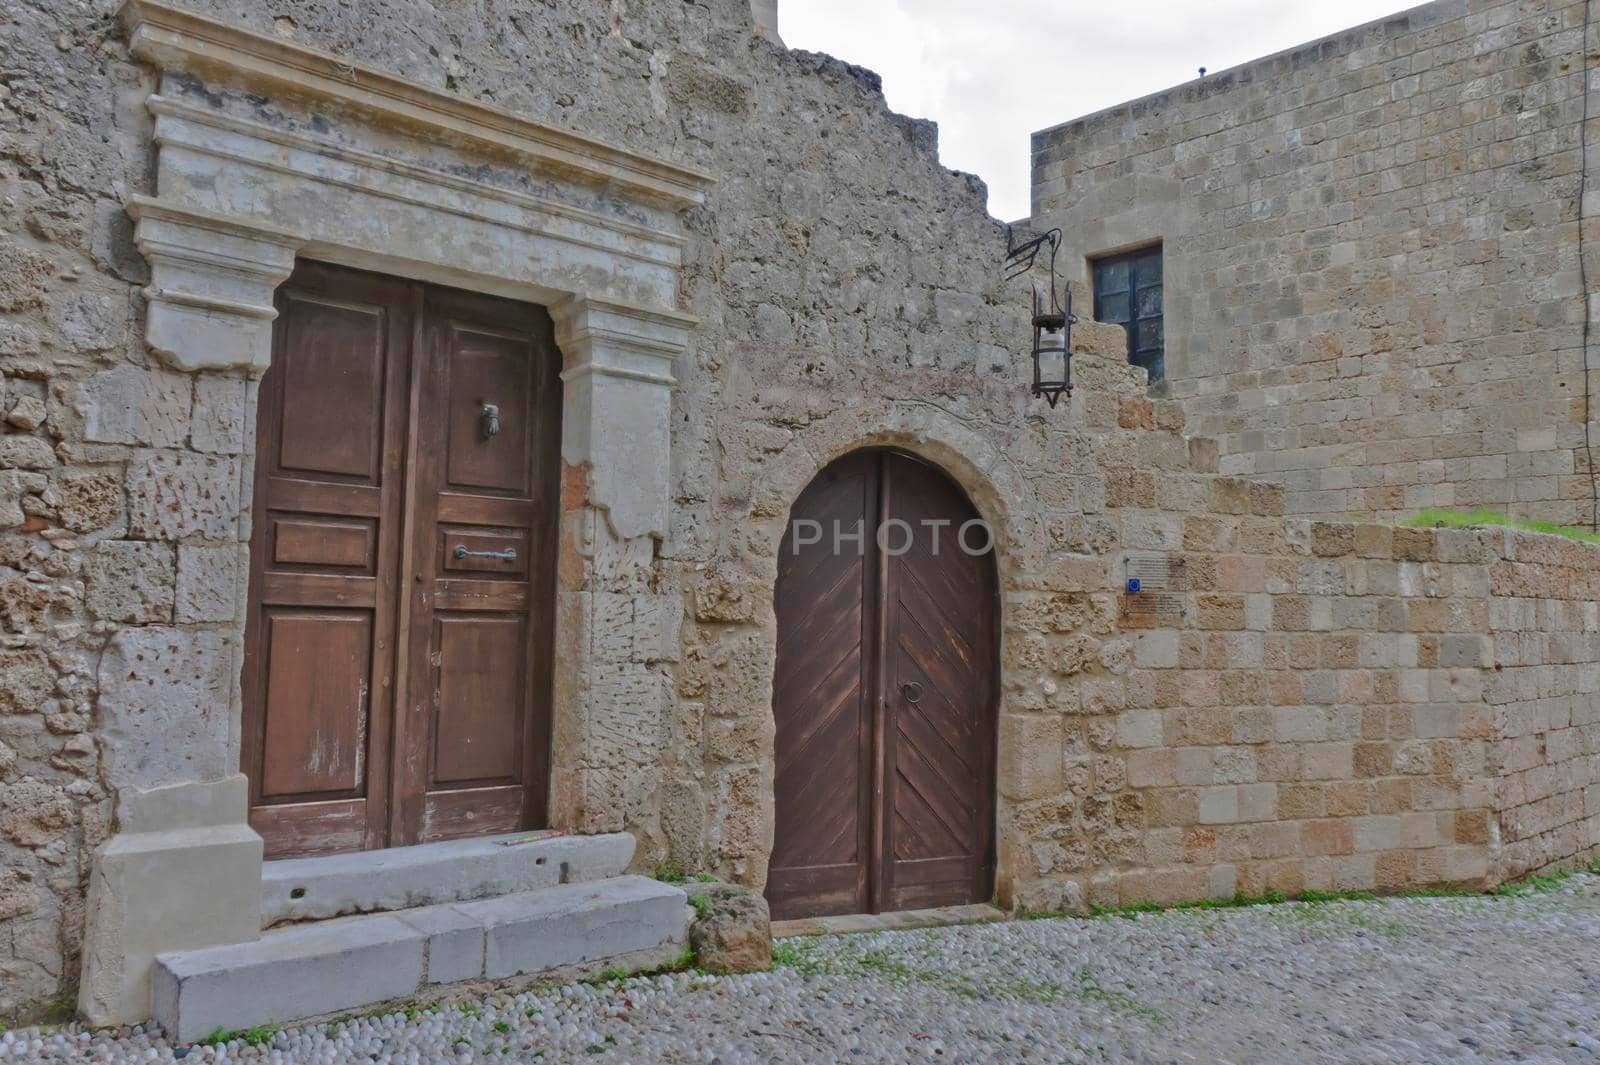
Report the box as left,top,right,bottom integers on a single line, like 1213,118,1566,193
153,915,426,1044
460,875,690,979
261,831,635,926
153,875,687,1043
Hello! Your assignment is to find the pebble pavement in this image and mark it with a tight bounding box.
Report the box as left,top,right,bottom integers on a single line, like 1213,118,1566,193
8,875,1600,1064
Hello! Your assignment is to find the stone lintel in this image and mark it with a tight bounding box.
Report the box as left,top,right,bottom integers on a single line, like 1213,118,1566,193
127,196,299,374
119,0,714,210
552,296,694,542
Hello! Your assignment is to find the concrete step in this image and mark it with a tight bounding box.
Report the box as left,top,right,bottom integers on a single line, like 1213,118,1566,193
261,831,634,927
154,875,688,1043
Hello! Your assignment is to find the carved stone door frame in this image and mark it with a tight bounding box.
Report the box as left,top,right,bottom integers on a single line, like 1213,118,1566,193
80,0,713,1026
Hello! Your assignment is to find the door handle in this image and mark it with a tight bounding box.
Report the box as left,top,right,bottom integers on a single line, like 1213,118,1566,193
479,403,500,439
454,544,517,562
901,681,923,704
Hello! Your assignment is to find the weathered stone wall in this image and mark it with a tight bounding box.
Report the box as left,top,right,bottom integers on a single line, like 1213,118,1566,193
2,0,1598,1025
1486,530,1600,880
0,0,1048,1018
1030,0,1596,525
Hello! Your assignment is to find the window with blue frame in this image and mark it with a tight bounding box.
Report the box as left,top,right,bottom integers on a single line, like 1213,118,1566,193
1092,245,1164,383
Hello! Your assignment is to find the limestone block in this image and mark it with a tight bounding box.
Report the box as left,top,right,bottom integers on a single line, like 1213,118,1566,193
79,364,192,448
127,451,240,542
260,832,636,926
553,298,691,542
394,906,486,985
175,545,240,623
0,436,55,471
153,916,421,1043
1012,876,1085,915
127,198,298,374
79,776,263,1029
86,541,176,624
469,875,689,979
189,374,248,454
998,714,1063,800
97,627,233,791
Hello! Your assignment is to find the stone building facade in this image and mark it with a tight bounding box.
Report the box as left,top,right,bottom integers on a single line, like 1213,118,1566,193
1032,0,1597,525
0,0,1595,1034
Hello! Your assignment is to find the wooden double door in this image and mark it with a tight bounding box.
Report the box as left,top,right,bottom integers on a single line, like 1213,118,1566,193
767,450,999,919
242,262,561,859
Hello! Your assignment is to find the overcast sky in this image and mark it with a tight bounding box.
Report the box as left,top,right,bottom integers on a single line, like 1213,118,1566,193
781,0,1412,221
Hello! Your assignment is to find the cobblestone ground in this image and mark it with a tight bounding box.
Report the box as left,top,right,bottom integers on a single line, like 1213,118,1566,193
9,876,1600,1064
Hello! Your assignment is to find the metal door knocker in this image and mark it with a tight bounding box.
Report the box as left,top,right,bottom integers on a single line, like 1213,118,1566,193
901,682,923,704
479,402,500,439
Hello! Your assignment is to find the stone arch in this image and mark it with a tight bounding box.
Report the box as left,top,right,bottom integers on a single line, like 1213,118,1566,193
709,403,1045,901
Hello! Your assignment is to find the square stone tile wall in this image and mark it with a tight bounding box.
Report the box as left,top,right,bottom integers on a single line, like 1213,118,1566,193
1030,0,1597,526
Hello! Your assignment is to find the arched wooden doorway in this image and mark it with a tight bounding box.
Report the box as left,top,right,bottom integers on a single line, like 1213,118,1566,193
767,449,999,920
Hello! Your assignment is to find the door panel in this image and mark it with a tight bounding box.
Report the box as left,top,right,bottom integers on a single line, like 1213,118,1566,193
259,611,371,798
244,262,559,858
397,287,560,847
243,264,412,857
768,453,877,920
768,450,997,919
275,299,387,480
431,614,527,785
883,455,996,911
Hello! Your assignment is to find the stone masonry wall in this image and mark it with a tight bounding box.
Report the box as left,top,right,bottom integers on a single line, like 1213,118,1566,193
1487,529,1600,880
0,0,1054,1017
3,0,1599,1023
1030,0,1596,526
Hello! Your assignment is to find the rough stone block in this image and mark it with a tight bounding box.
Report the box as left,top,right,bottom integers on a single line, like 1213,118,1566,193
175,545,240,623
189,373,248,454
58,469,124,532
127,451,240,541
683,881,771,973
97,628,233,790
79,364,192,448
86,541,175,624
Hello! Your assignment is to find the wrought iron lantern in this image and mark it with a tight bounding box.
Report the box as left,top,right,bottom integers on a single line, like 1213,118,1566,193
1005,226,1078,409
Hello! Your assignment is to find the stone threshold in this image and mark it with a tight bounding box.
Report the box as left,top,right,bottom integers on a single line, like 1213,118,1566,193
262,831,635,927
772,903,1006,939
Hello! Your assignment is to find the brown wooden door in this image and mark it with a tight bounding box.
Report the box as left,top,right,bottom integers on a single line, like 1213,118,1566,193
767,450,997,920
242,262,560,858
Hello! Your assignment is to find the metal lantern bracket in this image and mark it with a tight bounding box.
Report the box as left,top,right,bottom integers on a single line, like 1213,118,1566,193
1004,225,1078,409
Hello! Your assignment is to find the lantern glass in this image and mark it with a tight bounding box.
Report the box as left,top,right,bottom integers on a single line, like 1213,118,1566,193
1031,313,1071,408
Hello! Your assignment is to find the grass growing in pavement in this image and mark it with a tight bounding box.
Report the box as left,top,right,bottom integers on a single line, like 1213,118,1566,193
1402,507,1600,545
198,1024,280,1047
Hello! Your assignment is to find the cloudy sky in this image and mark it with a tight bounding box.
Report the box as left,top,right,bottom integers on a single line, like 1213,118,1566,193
781,0,1412,221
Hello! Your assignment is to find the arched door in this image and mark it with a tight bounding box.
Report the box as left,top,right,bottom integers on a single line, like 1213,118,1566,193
767,449,999,919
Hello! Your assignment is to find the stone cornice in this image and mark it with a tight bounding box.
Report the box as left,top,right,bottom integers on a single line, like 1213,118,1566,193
119,0,715,210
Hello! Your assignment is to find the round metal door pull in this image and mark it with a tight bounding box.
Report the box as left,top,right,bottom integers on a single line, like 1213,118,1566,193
901,682,923,703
